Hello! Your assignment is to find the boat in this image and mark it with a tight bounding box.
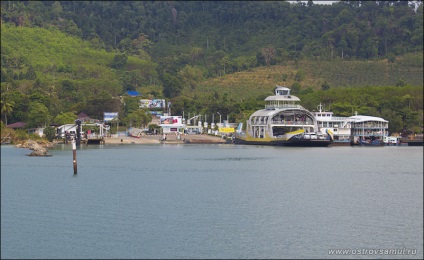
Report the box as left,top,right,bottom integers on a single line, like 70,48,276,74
349,115,388,145
234,86,332,147
383,136,401,146
358,138,384,146
127,127,148,138
128,132,141,138
313,103,390,146
313,103,352,146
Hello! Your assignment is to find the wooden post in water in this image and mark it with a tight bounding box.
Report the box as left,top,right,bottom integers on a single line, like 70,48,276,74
76,119,81,147
72,138,77,174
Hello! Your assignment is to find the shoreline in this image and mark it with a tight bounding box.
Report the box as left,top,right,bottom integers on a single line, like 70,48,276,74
104,134,227,144
3,134,228,148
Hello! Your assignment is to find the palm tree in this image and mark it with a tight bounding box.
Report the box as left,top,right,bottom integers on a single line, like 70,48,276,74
1,100,15,125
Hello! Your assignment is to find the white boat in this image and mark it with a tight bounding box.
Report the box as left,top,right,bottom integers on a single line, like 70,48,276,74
313,103,352,146
383,136,401,145
234,86,332,147
350,115,389,145
313,103,389,145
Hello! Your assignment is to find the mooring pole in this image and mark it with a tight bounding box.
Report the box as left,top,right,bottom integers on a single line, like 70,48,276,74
72,138,77,174
76,119,81,147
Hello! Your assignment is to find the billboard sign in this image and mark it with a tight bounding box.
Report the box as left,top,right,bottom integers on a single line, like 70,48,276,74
160,116,183,125
140,99,166,109
149,111,163,115
104,112,118,122
219,127,235,133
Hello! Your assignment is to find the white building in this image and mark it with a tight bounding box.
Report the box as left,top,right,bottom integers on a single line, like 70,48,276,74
159,116,186,134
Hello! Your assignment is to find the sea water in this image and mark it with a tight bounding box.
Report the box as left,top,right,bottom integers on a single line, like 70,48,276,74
1,144,423,259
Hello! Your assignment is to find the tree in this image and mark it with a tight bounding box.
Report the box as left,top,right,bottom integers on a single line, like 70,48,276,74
54,112,77,125
398,107,419,134
295,70,305,82
43,126,55,141
131,34,153,54
27,102,50,128
219,55,230,75
161,73,184,98
189,47,203,64
51,1,63,19
127,109,152,128
111,53,128,70
291,82,301,94
396,78,407,87
123,97,141,116
1,99,15,125
179,65,203,90
25,65,36,80
261,46,276,66
321,81,331,91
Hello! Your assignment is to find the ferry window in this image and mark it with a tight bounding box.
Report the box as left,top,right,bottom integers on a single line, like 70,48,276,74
327,114,331,117
328,122,333,127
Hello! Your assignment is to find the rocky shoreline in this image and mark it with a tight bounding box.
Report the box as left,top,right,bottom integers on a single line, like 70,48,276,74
9,134,229,156
15,140,56,157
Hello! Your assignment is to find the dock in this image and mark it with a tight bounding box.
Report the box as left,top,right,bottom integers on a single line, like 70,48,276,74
85,138,105,144
184,138,226,144
401,138,423,146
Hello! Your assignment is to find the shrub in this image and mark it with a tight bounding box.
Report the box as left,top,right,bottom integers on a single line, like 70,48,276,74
44,126,56,141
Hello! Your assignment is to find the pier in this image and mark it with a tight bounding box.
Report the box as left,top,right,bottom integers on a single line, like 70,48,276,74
400,137,423,146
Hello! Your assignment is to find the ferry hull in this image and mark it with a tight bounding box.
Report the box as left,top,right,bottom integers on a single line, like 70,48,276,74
329,140,351,146
278,139,332,147
358,140,384,146
234,137,332,147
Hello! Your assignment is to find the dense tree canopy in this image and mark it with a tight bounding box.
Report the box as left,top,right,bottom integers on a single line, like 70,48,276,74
0,1,422,134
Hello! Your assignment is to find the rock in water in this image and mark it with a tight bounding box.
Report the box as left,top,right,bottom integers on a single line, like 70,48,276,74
28,143,49,156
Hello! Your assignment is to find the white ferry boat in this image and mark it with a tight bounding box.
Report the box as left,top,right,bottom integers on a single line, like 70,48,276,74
313,103,351,146
351,115,388,146
313,103,389,146
234,86,332,147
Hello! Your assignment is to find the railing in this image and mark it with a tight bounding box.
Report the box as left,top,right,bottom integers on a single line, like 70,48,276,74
352,133,386,137
265,104,304,109
270,120,314,125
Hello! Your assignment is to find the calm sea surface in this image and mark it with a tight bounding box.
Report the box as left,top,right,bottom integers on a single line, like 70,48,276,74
1,144,423,259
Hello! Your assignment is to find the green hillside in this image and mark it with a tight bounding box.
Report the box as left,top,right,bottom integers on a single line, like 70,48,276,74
1,24,159,122
1,1,423,138
186,54,424,102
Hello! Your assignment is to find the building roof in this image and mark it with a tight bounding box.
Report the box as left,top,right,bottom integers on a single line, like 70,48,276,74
349,115,388,123
127,91,141,97
250,108,306,117
78,112,90,119
265,95,301,102
6,122,26,128
78,112,91,119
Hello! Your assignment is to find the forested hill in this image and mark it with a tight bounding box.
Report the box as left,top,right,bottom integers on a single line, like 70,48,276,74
2,1,423,77
1,1,423,135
